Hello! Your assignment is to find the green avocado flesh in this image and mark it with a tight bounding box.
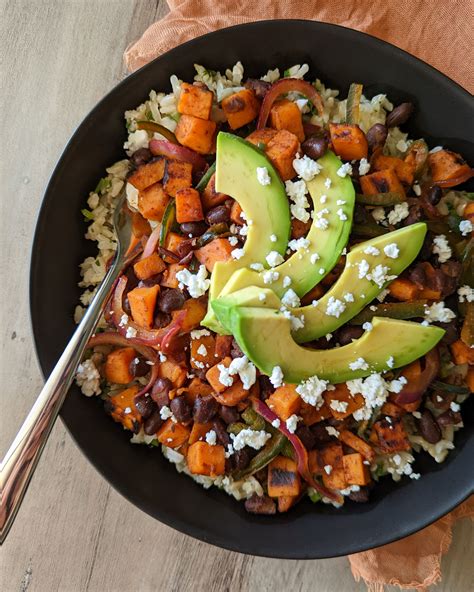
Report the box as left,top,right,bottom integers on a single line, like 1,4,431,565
217,150,355,302
202,132,291,332
226,308,444,384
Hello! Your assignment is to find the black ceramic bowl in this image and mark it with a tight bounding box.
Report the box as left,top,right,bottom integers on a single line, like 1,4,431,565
30,20,474,559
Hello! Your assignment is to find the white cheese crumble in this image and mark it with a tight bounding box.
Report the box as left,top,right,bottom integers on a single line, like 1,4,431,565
256,166,271,186
326,426,339,438
281,307,305,331
362,322,373,332
412,183,421,196
459,219,472,236
424,301,456,323
324,465,333,475
337,163,353,178
387,202,409,225
357,259,370,279
269,366,284,388
197,344,207,357
386,356,395,368
330,399,348,413
123,129,149,154
458,285,474,303
347,373,403,421
176,265,210,297
358,158,371,176
324,177,332,189
337,208,348,221
250,262,264,271
258,292,266,302
288,237,310,252
217,363,234,387
191,328,210,339
125,326,137,339
377,288,389,302
372,207,386,223
119,313,129,327
228,236,239,247
263,270,280,284
383,243,400,259
369,264,397,288
281,289,301,308
295,375,329,407
450,402,460,412
231,248,245,260
231,429,271,451
349,357,369,371
205,430,217,446
293,154,322,181
432,235,452,263
318,267,325,275
320,194,328,204
283,275,292,288
310,253,320,264
266,250,284,268
271,418,281,428
285,179,310,222
228,356,257,390
76,359,101,397
364,245,380,256
270,234,277,242
325,296,346,318
285,414,300,434
343,292,354,303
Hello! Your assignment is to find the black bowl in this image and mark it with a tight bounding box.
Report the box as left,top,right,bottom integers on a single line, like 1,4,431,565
30,20,474,559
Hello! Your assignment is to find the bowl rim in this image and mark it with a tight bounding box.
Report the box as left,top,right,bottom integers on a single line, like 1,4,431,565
29,19,474,559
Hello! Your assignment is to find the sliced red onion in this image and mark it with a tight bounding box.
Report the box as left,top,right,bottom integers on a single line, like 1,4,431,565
395,348,440,404
434,168,474,188
149,139,208,174
141,225,161,259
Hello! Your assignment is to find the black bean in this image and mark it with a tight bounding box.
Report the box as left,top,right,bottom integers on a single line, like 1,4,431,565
366,123,387,151
130,357,150,378
348,487,370,503
180,221,208,237
150,378,172,407
426,185,442,205
258,375,274,400
176,239,194,259
417,409,442,443
301,136,328,160
130,147,152,167
244,78,271,100
157,289,185,313
206,205,230,226
436,409,462,428
386,102,414,127
138,274,162,288
311,422,332,445
219,405,240,424
193,395,219,423
144,409,164,435
295,425,316,450
170,396,192,423
232,447,252,471
134,394,156,419
337,326,364,346
154,312,172,329
439,321,459,345
212,418,230,446
230,338,244,359
244,494,276,515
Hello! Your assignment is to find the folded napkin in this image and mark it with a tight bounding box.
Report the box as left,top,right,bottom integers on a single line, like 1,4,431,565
124,2,473,588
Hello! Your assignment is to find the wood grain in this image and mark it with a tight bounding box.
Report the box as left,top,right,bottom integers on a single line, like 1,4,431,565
1,1,472,591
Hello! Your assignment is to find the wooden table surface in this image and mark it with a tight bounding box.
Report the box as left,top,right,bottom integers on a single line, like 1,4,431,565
1,2,472,590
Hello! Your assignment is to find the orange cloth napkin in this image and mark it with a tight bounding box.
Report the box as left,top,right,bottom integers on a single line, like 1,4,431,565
124,2,473,589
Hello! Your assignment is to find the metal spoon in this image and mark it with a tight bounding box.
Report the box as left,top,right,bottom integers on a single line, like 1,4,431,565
0,187,132,544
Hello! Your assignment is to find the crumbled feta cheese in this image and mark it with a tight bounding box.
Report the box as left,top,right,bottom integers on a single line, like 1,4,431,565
372,207,386,223
231,248,245,260
320,194,328,204
432,235,452,263
336,199,346,206
348,373,402,421
160,406,174,420
258,293,266,302
310,253,320,264
125,326,137,339
281,307,305,331
176,265,210,297
314,215,329,231
285,179,310,222
123,129,149,154
358,158,370,176
228,235,239,247
283,275,292,288
266,250,284,268
424,301,456,323
205,430,217,446
459,220,473,236
364,246,380,256
269,366,284,388
239,224,249,237
281,289,301,308
231,429,271,451
293,154,322,181
295,375,329,407
337,208,348,221
288,237,310,252
450,402,460,412
337,163,352,178
197,344,207,357
324,177,332,189
191,328,210,339
325,333,332,341
318,268,325,275
387,202,409,225
270,234,277,242
324,465,333,475
349,357,369,371
119,313,129,327
429,145,443,154
271,418,281,428
412,183,421,196
330,399,348,413
325,297,346,318
326,426,339,438
285,414,299,433
368,264,397,289
76,359,101,397
228,356,257,390
383,243,400,259
262,270,280,284
396,139,408,153
458,285,474,303
389,376,407,393
217,363,234,387
256,166,271,185
250,262,264,271
343,292,354,303
377,288,389,303
362,322,373,332
357,259,370,279
386,356,395,368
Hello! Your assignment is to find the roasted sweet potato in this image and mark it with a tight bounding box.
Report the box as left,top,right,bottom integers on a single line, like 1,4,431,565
182,378,213,403
131,211,151,238
108,385,141,431
230,201,244,225
266,129,301,181
300,284,325,306
195,238,234,272
450,340,474,365
189,422,214,445
128,285,160,329
291,217,312,240
338,430,375,462
158,358,187,388
373,417,411,452
222,89,260,130
187,441,225,476
172,297,207,333
104,347,136,384
160,263,186,288
157,418,190,448
206,356,232,393
266,385,302,420
138,182,170,221
329,123,368,161
371,152,415,185
267,456,301,498
388,278,419,301
128,157,165,190
201,173,229,209
308,449,324,476
246,127,278,148
163,160,193,197
177,82,214,120
360,169,406,197
133,252,166,280
175,114,217,154
467,367,474,392
277,495,299,513
213,380,254,406
380,402,405,419
190,333,217,369
320,442,347,490
175,187,204,223
428,149,472,185
269,99,305,142
299,401,331,426
323,383,364,420
343,453,371,486
215,334,233,359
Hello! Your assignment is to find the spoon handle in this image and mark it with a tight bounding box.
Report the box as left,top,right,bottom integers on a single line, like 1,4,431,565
0,257,123,544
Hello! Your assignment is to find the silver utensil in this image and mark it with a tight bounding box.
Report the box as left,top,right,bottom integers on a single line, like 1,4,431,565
0,188,132,544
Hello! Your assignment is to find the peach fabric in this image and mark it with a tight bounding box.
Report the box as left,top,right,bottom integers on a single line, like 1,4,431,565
124,2,473,589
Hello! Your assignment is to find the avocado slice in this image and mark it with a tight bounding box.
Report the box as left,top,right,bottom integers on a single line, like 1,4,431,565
218,150,355,301
202,132,291,332
226,307,444,384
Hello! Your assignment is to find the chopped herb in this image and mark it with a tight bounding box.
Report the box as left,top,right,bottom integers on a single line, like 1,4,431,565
81,208,94,221
149,439,160,447
308,489,322,503
145,108,154,121
94,177,111,194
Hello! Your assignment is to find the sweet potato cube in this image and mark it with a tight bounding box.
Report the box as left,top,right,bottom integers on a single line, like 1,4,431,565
172,297,207,333
163,160,193,197
157,418,190,448
450,340,474,365
164,232,188,255
215,335,233,359
138,182,170,221
183,378,213,403
428,149,472,184
222,89,260,130
213,379,252,407
189,422,214,445
300,401,331,426
187,441,225,476
291,217,312,239
338,430,375,462
300,284,325,306
133,253,166,280
388,278,419,301
177,82,214,120
372,152,415,185
128,158,165,190
195,238,234,272
175,114,217,154
201,173,229,209
324,383,364,420
343,453,371,486
373,418,411,452
158,358,187,388
246,127,278,148
128,285,160,329
267,456,301,498
206,357,231,394
175,187,204,223
266,129,301,181
360,169,406,197
104,347,136,384
190,333,216,369
380,402,405,419
131,211,151,238
230,201,244,225
160,264,186,288
329,123,368,161
320,443,347,490
108,385,141,431
277,495,299,513
308,449,324,476
266,385,301,420
269,99,305,142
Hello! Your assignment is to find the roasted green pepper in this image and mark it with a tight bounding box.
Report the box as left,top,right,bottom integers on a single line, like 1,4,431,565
136,120,178,144
232,432,287,481
350,300,429,325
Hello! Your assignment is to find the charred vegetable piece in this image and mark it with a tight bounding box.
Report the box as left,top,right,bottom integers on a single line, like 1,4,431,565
175,114,217,155
349,300,429,325
346,83,363,125
159,199,176,247
269,99,305,141
355,192,405,206
431,381,470,395
195,161,216,192
404,139,429,177
329,123,368,161
177,82,214,120
267,456,301,498
187,441,225,476
222,89,260,130
352,222,389,237
461,303,474,347
136,120,178,144
232,432,287,481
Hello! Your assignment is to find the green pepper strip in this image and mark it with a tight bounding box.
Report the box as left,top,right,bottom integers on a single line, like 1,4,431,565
356,192,405,206
136,120,178,144
405,139,429,178
241,407,266,431
227,422,248,435
195,223,230,248
352,223,389,238
346,83,363,125
159,199,176,247
461,302,474,347
195,161,216,192
232,431,287,481
431,380,470,395
350,300,429,325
